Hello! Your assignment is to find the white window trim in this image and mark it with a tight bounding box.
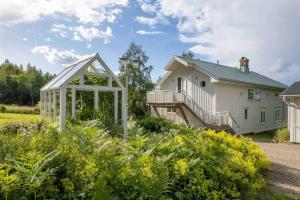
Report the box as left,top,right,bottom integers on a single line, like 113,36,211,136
275,110,280,122
248,89,254,101
244,107,249,120
260,111,266,124
255,90,262,101
167,107,176,113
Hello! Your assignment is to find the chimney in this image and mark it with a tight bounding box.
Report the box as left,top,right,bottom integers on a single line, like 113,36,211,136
240,57,249,73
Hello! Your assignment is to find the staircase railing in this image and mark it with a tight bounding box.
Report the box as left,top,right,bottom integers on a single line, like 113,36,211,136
147,90,240,133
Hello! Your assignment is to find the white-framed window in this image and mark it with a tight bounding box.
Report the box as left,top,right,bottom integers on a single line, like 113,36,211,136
167,107,176,113
275,110,280,121
248,89,253,100
244,108,248,120
255,91,261,101
260,111,266,124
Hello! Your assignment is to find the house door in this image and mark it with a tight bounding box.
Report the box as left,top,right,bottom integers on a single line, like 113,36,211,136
186,76,193,97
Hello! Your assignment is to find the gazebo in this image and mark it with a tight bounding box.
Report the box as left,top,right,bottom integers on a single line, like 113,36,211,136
40,53,126,130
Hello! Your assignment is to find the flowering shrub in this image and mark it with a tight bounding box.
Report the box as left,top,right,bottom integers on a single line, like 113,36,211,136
273,128,289,142
0,121,269,199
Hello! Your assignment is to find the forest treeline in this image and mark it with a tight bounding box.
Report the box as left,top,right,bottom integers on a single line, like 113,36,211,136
0,59,54,105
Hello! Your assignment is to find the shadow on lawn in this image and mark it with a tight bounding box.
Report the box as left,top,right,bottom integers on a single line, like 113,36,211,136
266,162,300,197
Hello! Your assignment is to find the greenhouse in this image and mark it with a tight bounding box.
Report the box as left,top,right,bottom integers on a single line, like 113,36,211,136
40,53,126,129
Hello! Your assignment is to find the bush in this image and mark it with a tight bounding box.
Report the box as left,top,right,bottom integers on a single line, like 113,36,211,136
273,128,289,142
0,122,269,199
136,116,174,133
0,121,46,134
0,106,6,113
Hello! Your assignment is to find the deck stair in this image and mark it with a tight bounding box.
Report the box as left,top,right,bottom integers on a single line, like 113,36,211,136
147,90,240,134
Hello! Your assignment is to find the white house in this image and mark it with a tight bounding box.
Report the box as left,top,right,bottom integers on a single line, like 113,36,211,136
281,82,300,143
147,56,287,134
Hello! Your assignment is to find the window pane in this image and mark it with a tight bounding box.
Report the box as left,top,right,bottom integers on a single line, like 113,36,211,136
255,91,261,101
177,77,182,92
248,89,253,100
244,108,248,119
261,111,266,123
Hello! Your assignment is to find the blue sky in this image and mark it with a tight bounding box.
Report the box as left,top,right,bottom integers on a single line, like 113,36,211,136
0,0,299,84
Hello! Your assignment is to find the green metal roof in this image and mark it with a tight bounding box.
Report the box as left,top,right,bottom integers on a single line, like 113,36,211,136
176,56,287,89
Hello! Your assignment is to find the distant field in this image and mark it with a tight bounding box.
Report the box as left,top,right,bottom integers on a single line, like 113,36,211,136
0,113,40,125
0,104,39,114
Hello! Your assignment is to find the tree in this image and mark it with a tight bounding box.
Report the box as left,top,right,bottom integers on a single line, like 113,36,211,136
119,42,154,118
182,51,194,59
0,59,54,105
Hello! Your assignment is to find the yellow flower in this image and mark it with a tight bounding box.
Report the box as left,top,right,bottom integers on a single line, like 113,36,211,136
142,165,153,177
175,159,189,175
174,135,184,145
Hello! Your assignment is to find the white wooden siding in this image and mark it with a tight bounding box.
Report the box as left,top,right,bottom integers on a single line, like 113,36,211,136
160,66,214,113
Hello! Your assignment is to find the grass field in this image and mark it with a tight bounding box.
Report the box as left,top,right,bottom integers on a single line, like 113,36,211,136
0,113,40,125
243,130,276,143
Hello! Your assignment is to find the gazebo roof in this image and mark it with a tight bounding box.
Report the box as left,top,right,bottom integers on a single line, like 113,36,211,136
40,53,123,91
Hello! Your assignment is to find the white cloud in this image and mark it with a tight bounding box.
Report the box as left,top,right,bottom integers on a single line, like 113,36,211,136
51,24,67,37
0,0,128,26
138,0,300,84
136,14,168,27
87,43,92,49
45,38,52,42
136,0,168,27
138,0,157,13
31,45,91,65
23,37,27,41
136,30,165,35
73,26,113,44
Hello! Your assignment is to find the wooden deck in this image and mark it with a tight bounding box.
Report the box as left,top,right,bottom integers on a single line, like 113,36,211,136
147,90,240,134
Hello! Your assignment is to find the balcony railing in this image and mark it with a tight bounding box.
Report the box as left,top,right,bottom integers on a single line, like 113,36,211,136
147,90,240,133
147,90,185,104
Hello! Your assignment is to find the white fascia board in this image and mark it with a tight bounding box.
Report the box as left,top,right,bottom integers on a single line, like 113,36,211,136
164,56,189,71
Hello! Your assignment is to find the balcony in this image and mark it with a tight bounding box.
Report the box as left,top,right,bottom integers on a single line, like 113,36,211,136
147,90,185,104
147,90,240,134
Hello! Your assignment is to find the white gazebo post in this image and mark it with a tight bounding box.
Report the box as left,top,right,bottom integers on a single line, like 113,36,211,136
94,90,99,110
60,88,66,129
53,90,56,122
48,90,52,120
114,91,118,124
71,88,76,118
121,88,127,140
44,91,47,118
40,91,44,119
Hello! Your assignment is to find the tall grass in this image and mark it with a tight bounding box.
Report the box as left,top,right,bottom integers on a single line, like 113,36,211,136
0,104,39,115
273,128,289,142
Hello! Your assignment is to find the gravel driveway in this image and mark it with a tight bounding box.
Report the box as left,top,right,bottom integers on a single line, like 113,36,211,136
257,141,300,198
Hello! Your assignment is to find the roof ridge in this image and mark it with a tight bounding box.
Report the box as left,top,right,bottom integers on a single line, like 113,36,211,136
65,53,96,68
174,55,286,89
176,55,241,71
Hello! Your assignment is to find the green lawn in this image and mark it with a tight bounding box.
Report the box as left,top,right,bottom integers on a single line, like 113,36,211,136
0,113,40,125
243,130,276,143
